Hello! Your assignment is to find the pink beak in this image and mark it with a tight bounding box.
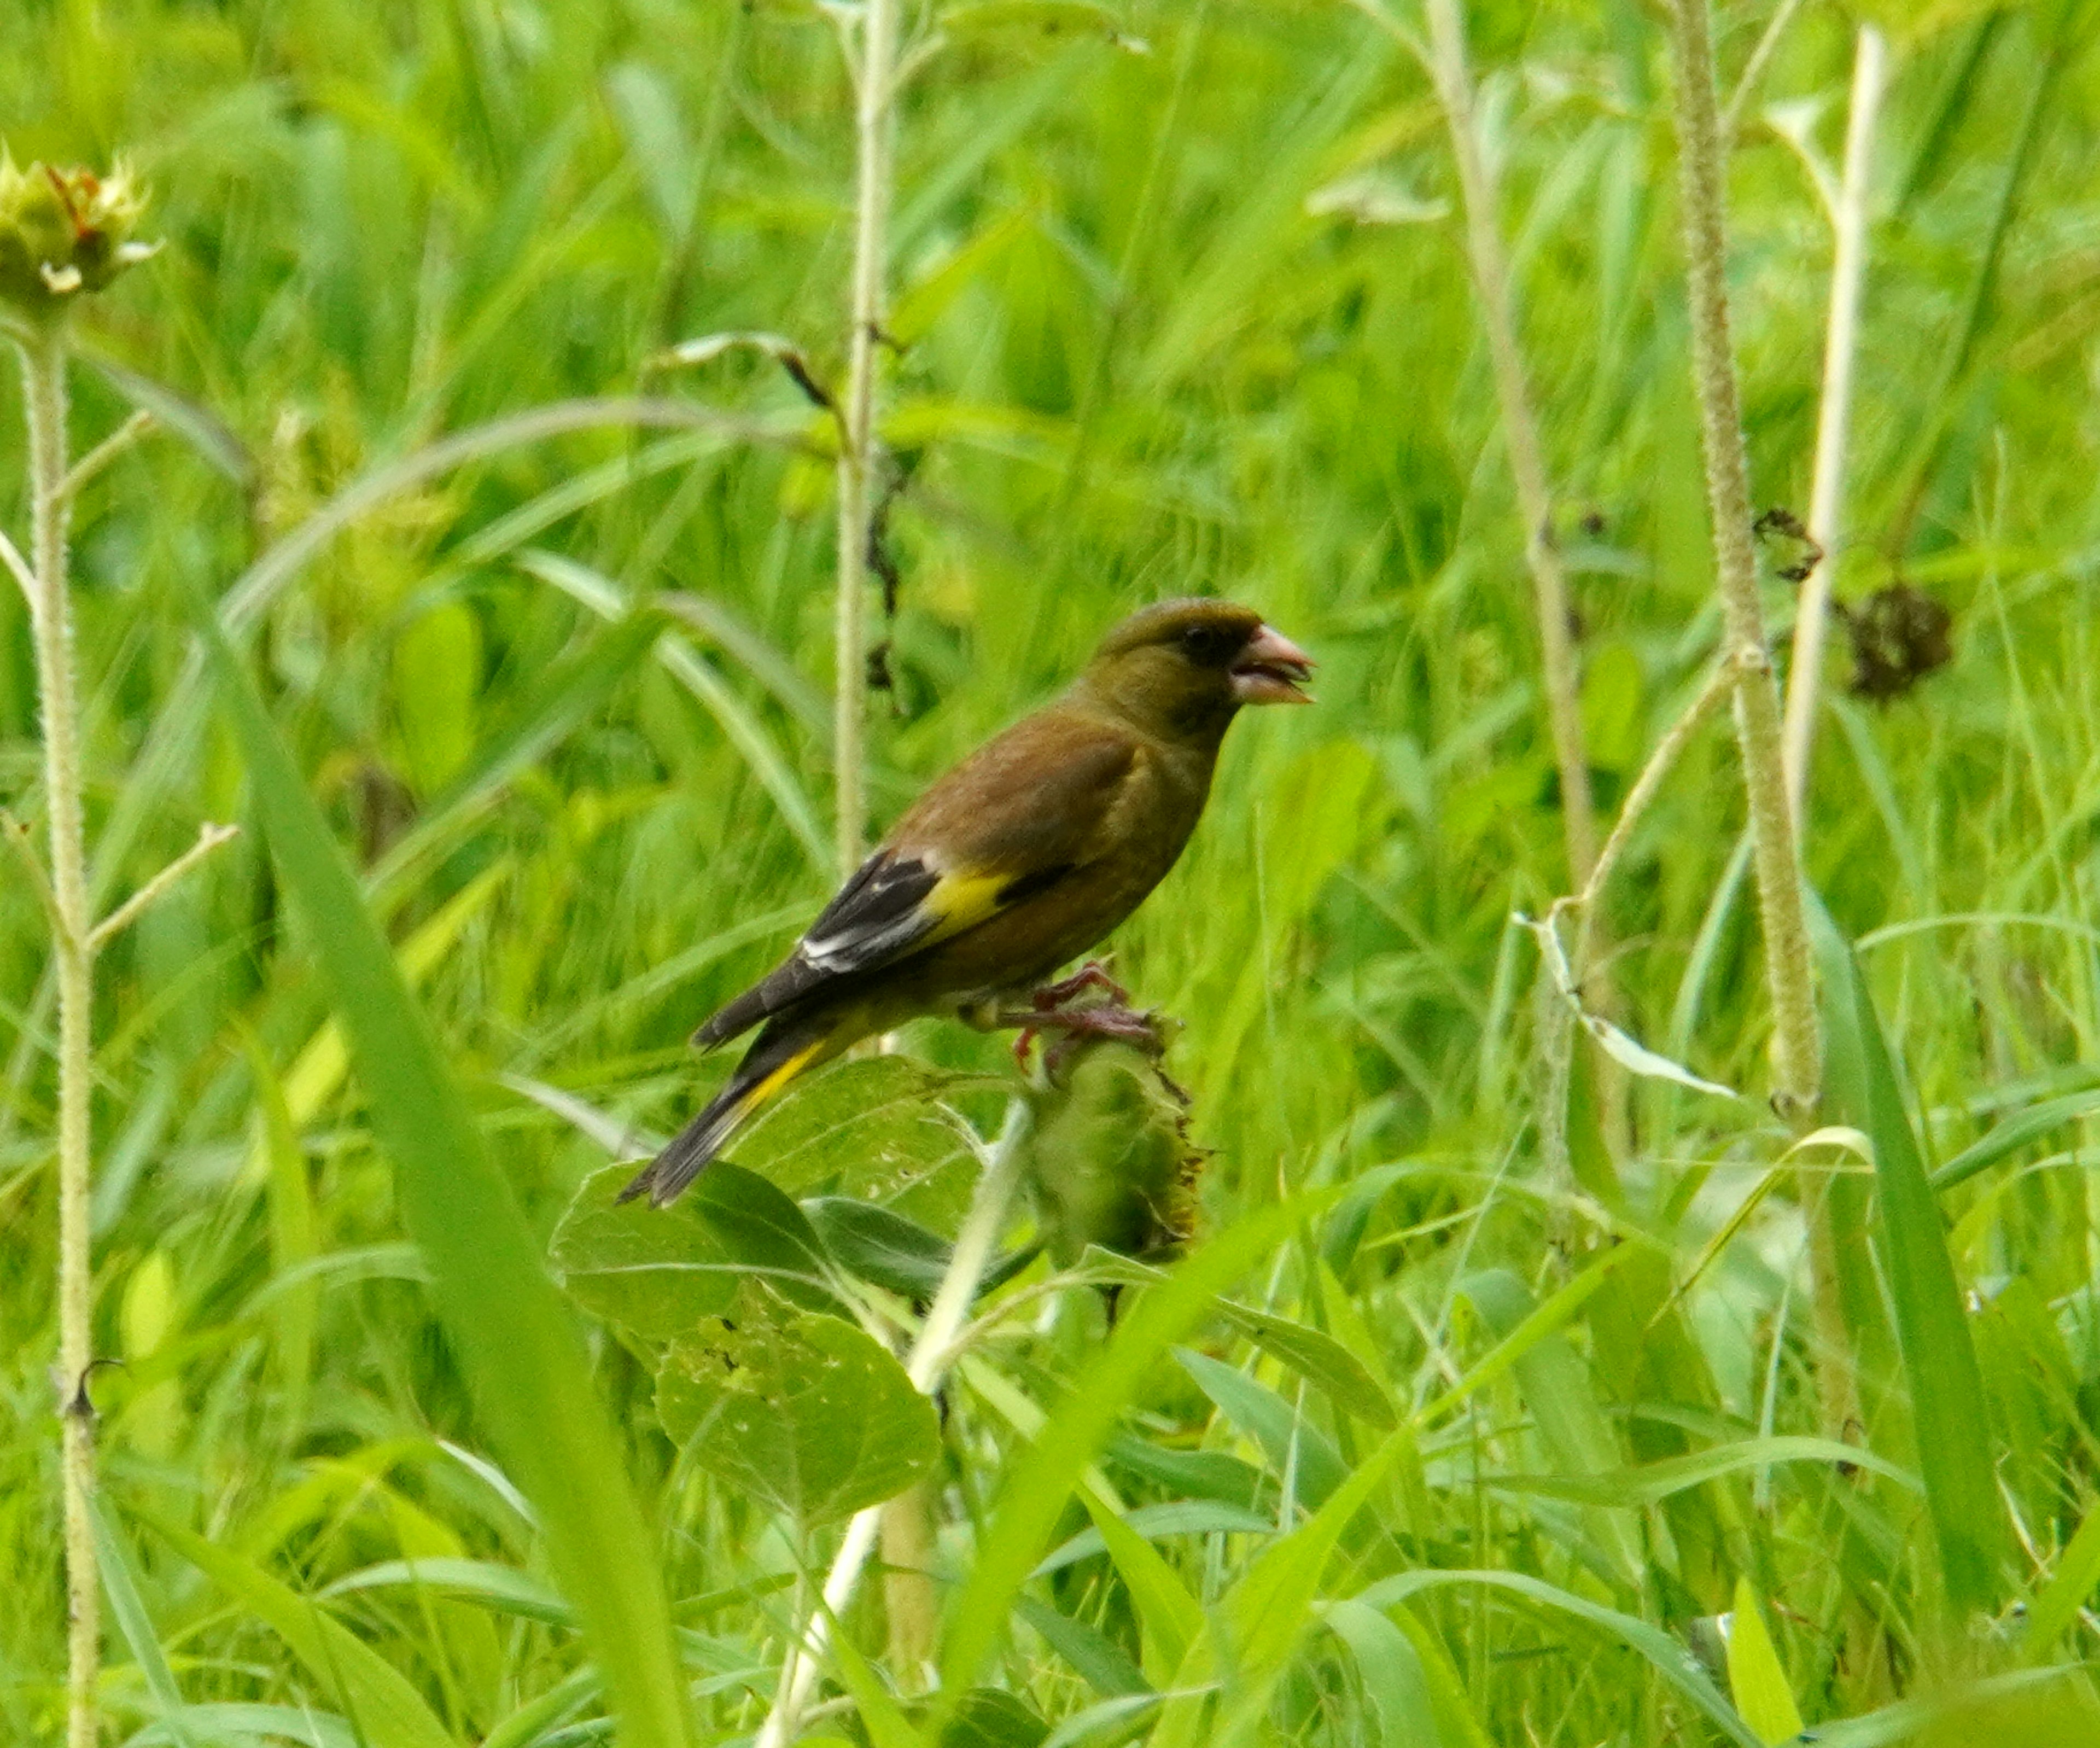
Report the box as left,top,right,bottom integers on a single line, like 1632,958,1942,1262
1230,624,1315,704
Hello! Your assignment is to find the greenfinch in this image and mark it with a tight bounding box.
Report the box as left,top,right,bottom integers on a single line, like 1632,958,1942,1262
620,598,1312,1207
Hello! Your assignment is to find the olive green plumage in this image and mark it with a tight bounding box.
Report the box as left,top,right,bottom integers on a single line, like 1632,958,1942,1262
620,598,1312,1207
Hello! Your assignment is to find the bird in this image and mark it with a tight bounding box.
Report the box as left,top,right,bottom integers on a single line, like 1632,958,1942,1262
618,597,1313,1207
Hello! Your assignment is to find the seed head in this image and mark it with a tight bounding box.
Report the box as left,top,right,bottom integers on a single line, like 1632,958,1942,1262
0,154,157,322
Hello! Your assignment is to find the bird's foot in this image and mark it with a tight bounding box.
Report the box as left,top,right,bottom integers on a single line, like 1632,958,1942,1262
999,998,1191,1105
1008,960,1129,1069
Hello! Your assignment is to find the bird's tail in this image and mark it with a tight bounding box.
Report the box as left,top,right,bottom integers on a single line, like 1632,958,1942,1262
617,1015,839,1207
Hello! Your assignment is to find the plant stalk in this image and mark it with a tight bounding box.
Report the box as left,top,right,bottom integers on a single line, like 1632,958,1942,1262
1666,0,1822,1117
1424,0,1597,888
755,1099,1031,1748
19,324,99,1748
833,0,901,876
1781,26,1886,819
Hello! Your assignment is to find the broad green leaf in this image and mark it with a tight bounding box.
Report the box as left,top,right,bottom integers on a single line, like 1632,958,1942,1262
655,1280,940,1523
1039,1499,1272,1577
149,1518,457,1748
1479,1435,1918,1507
193,593,692,1748
1810,896,2006,1614
1725,1577,1804,1745
1176,1347,1349,1508
551,1160,841,1341
1420,1244,1641,1423
1102,1432,1269,1511
727,1057,1002,1219
125,1705,356,1748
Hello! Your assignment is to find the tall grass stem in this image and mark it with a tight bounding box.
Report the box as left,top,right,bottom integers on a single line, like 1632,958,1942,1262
833,0,901,876
756,1098,1030,1748
1782,26,1887,819
18,323,100,1748
1423,0,1597,888
1665,0,1822,1118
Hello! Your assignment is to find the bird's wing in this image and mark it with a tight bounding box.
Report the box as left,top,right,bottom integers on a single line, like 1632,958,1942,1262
693,712,1140,1046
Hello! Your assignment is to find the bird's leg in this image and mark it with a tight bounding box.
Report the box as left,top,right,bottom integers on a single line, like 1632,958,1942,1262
996,999,1186,1089
1008,960,1128,1069
1030,959,1129,1012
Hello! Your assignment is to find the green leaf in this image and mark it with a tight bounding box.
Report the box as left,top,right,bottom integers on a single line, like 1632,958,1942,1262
89,1498,200,1748
727,1057,1002,1219
938,1689,1052,1748
655,1280,940,1523
551,1160,841,1342
148,1517,458,1748
1725,1577,1804,1746
1175,1347,1349,1509
1013,1596,1150,1700
1320,1600,1444,1748
806,1195,1034,1301
2022,1496,2100,1659
191,590,692,1748
1356,1569,1762,1748
320,1557,573,1627
1450,1268,1642,1586
937,1196,1336,1710
1072,1494,1208,1683
1932,1085,2100,1191
1810,896,2006,1615
1086,1254,1395,1427
392,598,481,795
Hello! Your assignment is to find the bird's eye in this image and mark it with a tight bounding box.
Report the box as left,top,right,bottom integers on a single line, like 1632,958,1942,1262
1179,624,1238,664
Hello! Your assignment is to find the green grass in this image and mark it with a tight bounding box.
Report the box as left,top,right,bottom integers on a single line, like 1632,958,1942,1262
5,1,2100,1744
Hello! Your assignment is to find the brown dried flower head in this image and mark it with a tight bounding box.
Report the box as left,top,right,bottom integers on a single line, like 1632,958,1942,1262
0,154,156,322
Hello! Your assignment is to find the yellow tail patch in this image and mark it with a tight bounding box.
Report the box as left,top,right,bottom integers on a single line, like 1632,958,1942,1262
737,1039,826,1117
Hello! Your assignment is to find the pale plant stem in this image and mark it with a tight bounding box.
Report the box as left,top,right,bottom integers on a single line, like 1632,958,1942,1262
1666,0,1823,1118
1424,0,1597,888
1719,0,1807,147
1781,26,1886,820
755,1099,1031,1748
833,0,901,877
89,820,240,951
19,324,99,1748
1566,654,1737,960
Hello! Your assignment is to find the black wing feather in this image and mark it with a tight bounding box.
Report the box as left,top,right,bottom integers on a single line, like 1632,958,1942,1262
691,850,940,1047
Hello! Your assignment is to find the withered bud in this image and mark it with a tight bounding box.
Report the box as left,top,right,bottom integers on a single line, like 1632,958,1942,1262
0,155,158,322
1024,1038,1203,1268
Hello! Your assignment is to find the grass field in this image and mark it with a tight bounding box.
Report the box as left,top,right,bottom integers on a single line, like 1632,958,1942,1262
5,1,2100,1743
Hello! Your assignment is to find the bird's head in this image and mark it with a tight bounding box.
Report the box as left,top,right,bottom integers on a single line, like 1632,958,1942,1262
1076,598,1314,743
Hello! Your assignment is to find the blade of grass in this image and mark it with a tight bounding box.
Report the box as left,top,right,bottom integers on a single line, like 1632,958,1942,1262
1809,894,2006,1616
187,585,693,1748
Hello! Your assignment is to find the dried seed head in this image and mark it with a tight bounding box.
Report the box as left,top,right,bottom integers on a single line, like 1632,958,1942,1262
0,154,157,322
1836,584,1954,703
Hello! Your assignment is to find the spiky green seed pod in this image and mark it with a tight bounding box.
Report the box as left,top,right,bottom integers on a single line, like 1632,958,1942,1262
1023,1039,1203,1268
0,155,156,323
